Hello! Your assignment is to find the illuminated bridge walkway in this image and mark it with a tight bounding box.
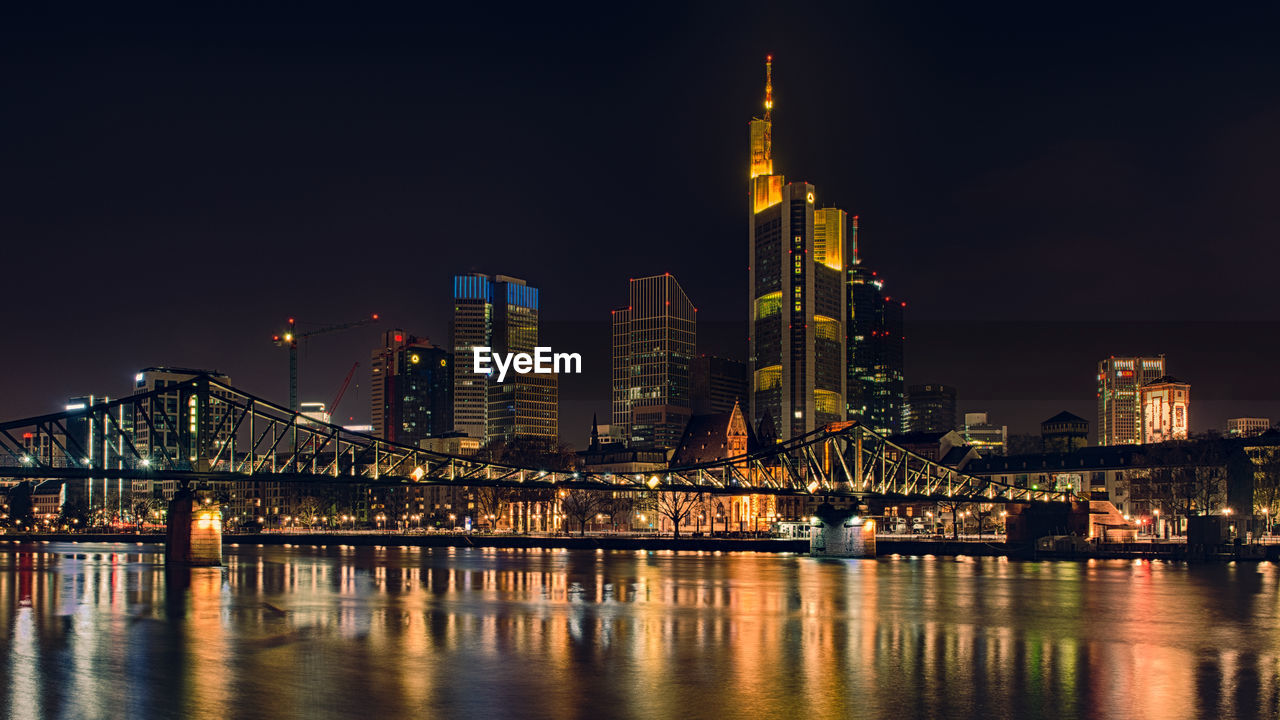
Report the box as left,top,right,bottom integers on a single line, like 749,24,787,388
0,376,1072,503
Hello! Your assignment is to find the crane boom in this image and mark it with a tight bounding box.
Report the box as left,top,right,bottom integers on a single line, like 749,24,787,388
329,362,359,421
273,313,379,411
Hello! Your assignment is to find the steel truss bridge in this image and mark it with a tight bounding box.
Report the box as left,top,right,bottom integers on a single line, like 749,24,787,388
0,376,1071,502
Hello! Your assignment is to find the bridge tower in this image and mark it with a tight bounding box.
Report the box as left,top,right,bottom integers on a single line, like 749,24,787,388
165,487,223,566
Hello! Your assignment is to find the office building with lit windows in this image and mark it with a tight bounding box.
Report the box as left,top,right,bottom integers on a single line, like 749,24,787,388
611,274,696,449
370,329,452,445
846,216,905,435
451,273,558,445
905,384,957,434
1227,417,1270,437
691,355,748,416
1097,355,1165,445
747,57,847,443
129,367,233,501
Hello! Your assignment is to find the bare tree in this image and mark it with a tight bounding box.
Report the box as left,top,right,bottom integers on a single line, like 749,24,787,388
294,496,322,528
561,490,605,536
599,493,636,532
474,486,515,529
657,492,702,538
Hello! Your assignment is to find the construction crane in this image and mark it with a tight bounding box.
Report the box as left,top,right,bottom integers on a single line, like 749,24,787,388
328,362,359,423
273,314,379,411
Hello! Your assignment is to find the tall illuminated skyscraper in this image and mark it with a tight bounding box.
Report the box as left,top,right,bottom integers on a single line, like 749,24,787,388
611,274,696,449
370,329,452,445
451,273,558,445
1097,354,1165,445
747,56,847,443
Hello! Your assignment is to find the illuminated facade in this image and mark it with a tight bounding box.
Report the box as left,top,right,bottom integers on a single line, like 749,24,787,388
1227,417,1270,437
130,367,236,504
370,329,452,445
1097,355,1165,445
1141,376,1190,444
747,57,847,442
452,273,558,444
846,220,905,435
611,274,696,448
962,412,1007,457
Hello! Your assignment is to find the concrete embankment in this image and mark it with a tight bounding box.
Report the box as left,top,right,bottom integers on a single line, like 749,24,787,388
4,533,1277,561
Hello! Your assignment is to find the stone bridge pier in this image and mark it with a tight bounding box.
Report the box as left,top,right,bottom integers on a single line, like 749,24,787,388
809,502,876,558
165,487,223,566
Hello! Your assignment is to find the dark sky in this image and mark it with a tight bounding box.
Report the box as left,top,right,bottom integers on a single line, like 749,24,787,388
4,3,1280,445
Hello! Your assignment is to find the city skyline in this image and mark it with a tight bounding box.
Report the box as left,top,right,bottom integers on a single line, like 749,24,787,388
4,5,1280,444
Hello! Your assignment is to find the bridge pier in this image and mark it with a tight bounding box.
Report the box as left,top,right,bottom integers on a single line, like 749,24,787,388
809,502,876,558
165,488,223,566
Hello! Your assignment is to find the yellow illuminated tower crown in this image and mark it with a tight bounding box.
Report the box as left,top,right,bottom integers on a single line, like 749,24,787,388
750,55,783,212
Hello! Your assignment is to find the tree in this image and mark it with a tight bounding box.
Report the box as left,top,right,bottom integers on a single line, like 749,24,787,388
7,482,34,528
1253,448,1280,521
58,497,89,530
473,486,515,530
561,490,605,536
657,492,701,538
599,493,636,532
294,496,323,527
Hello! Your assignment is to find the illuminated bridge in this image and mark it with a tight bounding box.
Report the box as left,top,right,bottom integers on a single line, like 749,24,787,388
0,376,1072,503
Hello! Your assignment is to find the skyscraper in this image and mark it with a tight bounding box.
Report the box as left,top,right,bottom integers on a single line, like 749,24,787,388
370,329,452,445
1097,354,1166,445
611,274,696,449
846,217,906,435
747,57,847,443
905,384,957,434
451,273,558,445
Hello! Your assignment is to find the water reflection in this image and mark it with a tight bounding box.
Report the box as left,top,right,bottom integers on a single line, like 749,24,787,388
0,541,1278,719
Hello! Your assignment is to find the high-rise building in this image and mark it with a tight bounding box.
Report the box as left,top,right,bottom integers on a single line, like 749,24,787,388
611,274,696,449
129,367,233,500
451,273,558,445
905,384,957,435
371,329,453,445
846,217,905,435
691,355,748,416
1140,376,1190,444
747,57,847,443
1097,355,1165,445
1227,417,1271,437
961,412,1007,456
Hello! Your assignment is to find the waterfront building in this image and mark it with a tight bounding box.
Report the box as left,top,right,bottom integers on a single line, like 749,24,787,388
1042,411,1089,453
1141,376,1190,444
690,355,748,416
370,329,453,445
1228,417,1271,438
611,274,696,449
452,273,558,444
962,412,1007,456
905,384,957,434
1097,355,1166,445
747,57,847,442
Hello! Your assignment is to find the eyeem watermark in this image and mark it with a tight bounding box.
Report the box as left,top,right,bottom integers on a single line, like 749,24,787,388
473,346,582,382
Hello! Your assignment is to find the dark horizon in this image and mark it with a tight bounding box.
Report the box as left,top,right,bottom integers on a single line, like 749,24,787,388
4,3,1280,446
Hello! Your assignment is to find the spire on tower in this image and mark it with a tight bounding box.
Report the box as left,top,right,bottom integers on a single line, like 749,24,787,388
764,54,773,121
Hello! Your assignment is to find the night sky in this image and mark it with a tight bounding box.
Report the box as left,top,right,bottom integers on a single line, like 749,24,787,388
4,3,1280,446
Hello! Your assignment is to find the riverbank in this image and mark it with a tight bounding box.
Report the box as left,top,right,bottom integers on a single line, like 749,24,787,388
3,532,1277,561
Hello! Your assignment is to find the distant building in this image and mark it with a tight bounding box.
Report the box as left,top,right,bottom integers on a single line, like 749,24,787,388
846,217,905,436
1228,417,1270,438
1141,376,1190,444
1042,411,1089,453
612,274,696,449
130,367,233,500
670,402,757,466
889,430,977,469
419,433,482,457
299,402,330,425
370,329,453,445
1098,355,1165,445
690,355,748,416
904,384,957,434
451,273,558,444
961,412,1007,457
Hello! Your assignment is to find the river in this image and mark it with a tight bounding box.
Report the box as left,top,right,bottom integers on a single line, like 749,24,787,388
0,541,1277,719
